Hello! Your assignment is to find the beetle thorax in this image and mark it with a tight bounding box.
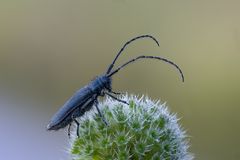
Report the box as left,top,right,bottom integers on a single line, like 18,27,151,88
89,75,112,93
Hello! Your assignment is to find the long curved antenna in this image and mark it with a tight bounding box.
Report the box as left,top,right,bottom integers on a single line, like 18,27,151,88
107,55,184,82
106,35,159,74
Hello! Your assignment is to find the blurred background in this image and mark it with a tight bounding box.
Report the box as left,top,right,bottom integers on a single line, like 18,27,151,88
0,0,240,159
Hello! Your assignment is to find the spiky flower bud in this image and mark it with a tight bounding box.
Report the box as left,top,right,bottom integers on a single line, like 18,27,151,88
69,95,193,160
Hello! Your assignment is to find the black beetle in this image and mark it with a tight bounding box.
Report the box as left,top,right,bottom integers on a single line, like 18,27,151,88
47,35,184,137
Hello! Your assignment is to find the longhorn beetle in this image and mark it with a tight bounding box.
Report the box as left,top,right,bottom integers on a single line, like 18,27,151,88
47,35,184,137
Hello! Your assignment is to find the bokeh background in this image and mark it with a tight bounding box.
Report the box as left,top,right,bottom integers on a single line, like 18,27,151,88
0,0,240,159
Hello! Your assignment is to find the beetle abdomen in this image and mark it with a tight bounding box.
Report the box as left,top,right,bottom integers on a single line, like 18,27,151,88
47,86,94,130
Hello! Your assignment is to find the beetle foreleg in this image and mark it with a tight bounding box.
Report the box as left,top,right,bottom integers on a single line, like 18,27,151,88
105,92,129,105
110,90,123,95
94,100,109,126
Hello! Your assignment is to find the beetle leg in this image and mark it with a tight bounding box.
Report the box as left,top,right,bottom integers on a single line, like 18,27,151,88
67,123,72,138
105,92,129,105
94,99,109,126
110,90,123,95
73,119,80,138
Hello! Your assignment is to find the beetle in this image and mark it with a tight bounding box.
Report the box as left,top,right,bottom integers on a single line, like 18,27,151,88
46,35,184,137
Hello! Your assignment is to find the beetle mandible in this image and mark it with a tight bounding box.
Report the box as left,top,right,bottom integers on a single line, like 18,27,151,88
47,35,184,137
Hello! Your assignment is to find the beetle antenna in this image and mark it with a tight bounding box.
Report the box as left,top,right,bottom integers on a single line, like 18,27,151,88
107,55,184,82
106,35,159,74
